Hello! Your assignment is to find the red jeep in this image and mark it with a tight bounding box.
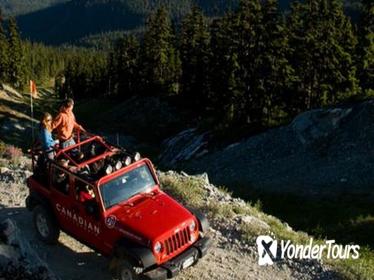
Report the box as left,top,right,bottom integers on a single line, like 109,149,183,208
26,133,211,280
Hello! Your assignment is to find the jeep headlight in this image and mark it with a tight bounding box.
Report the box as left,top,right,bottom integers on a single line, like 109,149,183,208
154,241,162,253
189,221,196,232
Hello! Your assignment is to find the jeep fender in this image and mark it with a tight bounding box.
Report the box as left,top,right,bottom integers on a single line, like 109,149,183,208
26,192,51,211
115,239,156,269
187,207,209,233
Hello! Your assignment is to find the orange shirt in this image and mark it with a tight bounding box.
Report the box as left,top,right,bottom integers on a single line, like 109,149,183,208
52,108,81,141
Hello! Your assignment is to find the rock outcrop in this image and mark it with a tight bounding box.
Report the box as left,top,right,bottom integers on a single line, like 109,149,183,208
0,219,58,280
160,100,374,197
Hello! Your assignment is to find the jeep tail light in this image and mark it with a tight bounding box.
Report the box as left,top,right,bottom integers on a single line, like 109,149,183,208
154,241,162,253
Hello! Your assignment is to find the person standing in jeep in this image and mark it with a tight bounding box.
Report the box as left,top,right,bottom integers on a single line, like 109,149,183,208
52,98,85,148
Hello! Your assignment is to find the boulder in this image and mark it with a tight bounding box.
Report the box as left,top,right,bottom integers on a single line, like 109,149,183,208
292,108,352,147
0,219,58,280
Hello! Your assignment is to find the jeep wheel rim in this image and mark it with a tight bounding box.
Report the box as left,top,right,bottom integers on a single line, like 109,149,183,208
36,214,49,237
120,268,133,280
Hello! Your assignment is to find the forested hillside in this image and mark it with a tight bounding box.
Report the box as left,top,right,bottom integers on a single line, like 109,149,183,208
0,0,66,16
11,0,235,45
0,0,363,45
0,0,372,130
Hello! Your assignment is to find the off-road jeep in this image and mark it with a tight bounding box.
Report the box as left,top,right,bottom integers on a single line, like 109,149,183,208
26,132,211,280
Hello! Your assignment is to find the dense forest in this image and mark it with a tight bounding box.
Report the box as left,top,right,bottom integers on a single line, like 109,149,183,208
0,0,363,45
0,0,373,132
0,0,66,16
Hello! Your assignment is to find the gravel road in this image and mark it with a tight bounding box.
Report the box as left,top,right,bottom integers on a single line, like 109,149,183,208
0,161,340,280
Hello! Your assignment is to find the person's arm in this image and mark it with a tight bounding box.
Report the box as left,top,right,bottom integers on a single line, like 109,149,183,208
52,113,63,130
40,129,55,150
73,114,85,132
74,122,85,131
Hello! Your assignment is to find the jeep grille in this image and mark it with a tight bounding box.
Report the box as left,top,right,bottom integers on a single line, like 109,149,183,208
164,227,191,255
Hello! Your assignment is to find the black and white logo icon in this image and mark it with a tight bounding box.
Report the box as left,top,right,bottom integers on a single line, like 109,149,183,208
256,235,277,266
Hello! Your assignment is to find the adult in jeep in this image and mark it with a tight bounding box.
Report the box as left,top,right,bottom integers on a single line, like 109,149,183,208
39,112,59,160
52,98,85,148
79,185,95,202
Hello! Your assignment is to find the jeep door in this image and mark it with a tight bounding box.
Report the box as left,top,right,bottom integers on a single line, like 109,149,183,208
70,177,108,253
50,164,77,234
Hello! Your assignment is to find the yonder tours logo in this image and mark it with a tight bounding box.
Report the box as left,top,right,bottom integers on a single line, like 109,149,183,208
256,235,360,266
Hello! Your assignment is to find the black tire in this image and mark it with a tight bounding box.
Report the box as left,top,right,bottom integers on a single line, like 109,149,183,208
110,258,140,280
33,205,60,244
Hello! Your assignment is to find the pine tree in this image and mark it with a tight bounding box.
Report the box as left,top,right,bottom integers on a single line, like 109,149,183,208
180,6,211,111
112,35,140,98
260,0,295,124
235,0,264,124
0,8,8,82
357,0,374,93
141,6,181,96
209,15,239,125
287,0,359,110
7,17,26,89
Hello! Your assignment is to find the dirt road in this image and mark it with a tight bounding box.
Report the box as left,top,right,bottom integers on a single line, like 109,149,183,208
0,166,339,280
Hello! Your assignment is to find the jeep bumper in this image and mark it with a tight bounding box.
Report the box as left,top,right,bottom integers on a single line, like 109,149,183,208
143,236,212,280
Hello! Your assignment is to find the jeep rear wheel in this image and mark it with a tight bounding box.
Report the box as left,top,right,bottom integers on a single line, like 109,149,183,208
33,205,60,244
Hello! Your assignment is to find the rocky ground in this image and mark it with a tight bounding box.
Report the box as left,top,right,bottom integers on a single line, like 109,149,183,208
160,100,374,197
0,157,341,280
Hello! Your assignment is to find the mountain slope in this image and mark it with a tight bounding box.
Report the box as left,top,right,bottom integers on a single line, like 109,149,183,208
2,0,361,45
14,0,237,45
160,100,374,197
0,0,67,16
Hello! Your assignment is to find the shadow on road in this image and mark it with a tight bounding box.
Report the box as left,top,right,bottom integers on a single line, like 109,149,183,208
0,206,112,280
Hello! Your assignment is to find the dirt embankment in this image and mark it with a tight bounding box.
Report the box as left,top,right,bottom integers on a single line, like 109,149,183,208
0,158,340,280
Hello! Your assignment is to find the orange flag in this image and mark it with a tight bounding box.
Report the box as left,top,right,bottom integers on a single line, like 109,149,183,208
30,80,37,97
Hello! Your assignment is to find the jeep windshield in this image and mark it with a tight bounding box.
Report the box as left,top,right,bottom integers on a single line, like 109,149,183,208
100,165,156,209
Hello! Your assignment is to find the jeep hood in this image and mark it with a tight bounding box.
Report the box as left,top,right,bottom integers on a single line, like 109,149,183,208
111,192,193,241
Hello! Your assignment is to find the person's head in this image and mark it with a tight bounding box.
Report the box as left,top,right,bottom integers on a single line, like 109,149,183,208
61,98,74,112
85,185,95,197
41,112,53,131
73,151,84,162
58,158,70,169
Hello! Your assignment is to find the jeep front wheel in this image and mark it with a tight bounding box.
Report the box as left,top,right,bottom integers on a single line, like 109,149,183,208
33,205,60,244
110,258,141,280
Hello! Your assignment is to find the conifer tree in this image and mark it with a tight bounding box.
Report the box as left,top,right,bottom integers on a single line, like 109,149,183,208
0,8,8,82
357,0,374,93
112,35,140,98
235,0,264,124
141,6,181,96
260,0,295,124
7,17,26,89
180,6,211,111
209,15,243,125
288,0,359,110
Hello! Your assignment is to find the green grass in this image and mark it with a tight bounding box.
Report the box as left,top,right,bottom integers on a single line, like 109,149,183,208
159,173,374,280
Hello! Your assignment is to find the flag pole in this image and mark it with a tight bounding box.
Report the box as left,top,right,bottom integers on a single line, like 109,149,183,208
30,80,35,143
